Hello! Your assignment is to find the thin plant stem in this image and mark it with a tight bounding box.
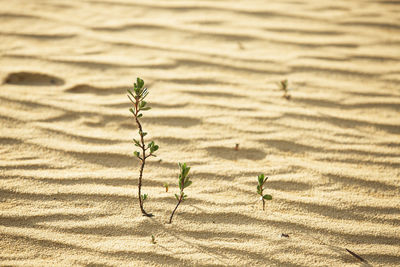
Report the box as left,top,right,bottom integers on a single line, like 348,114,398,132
262,178,267,211
134,104,148,215
262,197,265,211
134,98,152,216
169,195,182,224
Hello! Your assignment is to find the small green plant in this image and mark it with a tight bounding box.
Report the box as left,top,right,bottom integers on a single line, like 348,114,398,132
128,77,159,217
278,79,291,100
163,182,169,192
168,163,192,224
151,234,156,244
257,174,272,211
234,143,239,151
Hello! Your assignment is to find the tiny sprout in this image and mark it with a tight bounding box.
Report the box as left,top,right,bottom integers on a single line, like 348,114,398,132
257,174,272,211
151,235,156,244
278,79,291,100
163,183,169,192
169,163,192,224
141,193,148,201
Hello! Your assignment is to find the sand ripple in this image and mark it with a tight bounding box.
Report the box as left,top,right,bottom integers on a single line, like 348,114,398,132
1,0,399,266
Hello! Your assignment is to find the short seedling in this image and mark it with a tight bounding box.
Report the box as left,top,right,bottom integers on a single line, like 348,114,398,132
163,183,169,192
151,234,156,244
257,174,272,211
278,79,291,100
128,77,159,217
169,163,192,224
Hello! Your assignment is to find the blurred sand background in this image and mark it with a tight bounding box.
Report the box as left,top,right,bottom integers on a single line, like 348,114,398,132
1,0,400,266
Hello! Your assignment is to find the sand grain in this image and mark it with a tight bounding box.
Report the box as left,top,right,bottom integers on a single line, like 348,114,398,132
1,0,400,266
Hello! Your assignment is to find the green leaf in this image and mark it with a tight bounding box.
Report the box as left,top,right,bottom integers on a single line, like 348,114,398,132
127,89,134,97
140,106,151,111
263,194,272,200
174,194,179,201
183,180,192,189
141,193,148,201
134,86,140,96
152,145,159,152
142,132,147,137
257,185,261,194
182,166,190,178
137,77,144,89
129,108,135,115
258,174,264,184
141,89,149,100
140,101,147,108
134,151,140,158
279,79,288,90
137,113,143,118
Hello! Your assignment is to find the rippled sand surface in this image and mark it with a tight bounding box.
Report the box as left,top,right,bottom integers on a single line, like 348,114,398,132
1,0,400,266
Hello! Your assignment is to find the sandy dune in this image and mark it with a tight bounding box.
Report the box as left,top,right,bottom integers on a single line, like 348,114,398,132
1,0,400,266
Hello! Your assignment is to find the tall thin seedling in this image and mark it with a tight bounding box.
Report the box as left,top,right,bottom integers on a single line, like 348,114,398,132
128,77,159,217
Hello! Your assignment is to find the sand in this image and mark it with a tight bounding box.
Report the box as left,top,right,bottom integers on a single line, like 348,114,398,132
1,0,400,266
